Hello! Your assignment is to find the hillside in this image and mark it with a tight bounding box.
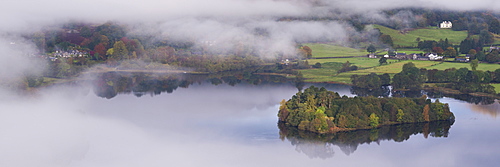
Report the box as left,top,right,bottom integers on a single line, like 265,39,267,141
372,24,468,48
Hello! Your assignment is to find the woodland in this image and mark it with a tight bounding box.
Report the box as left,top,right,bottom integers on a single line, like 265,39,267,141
278,86,454,133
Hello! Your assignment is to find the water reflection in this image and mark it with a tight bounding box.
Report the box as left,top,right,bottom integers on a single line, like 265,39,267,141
90,71,296,98
91,71,498,106
278,120,454,159
468,101,500,118
427,92,496,105
350,86,498,106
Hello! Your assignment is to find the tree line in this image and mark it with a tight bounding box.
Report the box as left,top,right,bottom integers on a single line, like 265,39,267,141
351,62,500,95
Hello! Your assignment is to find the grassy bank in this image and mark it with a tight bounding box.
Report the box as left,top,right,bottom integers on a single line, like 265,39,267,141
372,24,468,47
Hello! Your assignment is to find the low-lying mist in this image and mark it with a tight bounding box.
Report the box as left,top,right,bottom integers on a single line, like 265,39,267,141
0,83,301,167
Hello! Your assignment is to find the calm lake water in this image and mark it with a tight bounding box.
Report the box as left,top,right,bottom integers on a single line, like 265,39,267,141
1,74,499,167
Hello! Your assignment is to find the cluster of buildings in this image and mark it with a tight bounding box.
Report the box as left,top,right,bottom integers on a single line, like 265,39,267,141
48,50,89,61
369,52,473,62
369,52,444,61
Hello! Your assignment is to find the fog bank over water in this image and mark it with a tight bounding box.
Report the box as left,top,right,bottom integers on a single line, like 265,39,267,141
0,83,298,166
1,83,500,167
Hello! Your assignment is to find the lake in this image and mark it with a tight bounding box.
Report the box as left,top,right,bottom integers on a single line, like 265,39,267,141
1,73,499,167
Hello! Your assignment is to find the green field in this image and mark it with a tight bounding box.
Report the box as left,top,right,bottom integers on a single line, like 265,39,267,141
298,40,500,84
428,62,500,71
300,58,500,84
301,58,500,84
372,24,468,47
378,48,424,55
307,57,399,68
301,58,401,83
349,60,439,74
302,43,368,58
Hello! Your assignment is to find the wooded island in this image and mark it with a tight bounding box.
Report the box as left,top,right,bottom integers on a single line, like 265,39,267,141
278,86,455,133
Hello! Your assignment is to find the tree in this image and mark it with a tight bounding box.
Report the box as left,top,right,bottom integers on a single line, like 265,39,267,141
379,57,387,65
418,40,437,52
379,34,394,47
397,109,404,122
96,22,126,44
476,51,486,61
351,73,382,90
459,38,473,54
94,43,107,60
112,41,129,60
402,62,416,71
369,113,380,128
423,104,430,122
432,47,445,55
486,50,500,63
494,69,500,83
392,62,426,90
380,73,391,86
339,61,358,73
443,47,457,58
479,30,494,44
489,17,500,34
106,48,114,57
313,62,322,68
302,46,312,58
468,49,477,56
367,44,376,54
80,25,93,38
470,59,479,71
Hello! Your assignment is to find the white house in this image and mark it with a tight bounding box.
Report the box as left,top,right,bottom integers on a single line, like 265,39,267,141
440,21,452,29
428,53,443,60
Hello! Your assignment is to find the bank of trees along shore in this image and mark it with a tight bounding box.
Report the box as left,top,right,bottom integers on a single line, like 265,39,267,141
278,86,454,134
351,62,499,95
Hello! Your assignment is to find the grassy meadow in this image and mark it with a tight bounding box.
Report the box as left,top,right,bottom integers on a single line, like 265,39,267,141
302,43,368,57
300,58,500,84
378,48,424,55
307,57,399,68
372,24,468,47
302,59,500,84
298,41,500,84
